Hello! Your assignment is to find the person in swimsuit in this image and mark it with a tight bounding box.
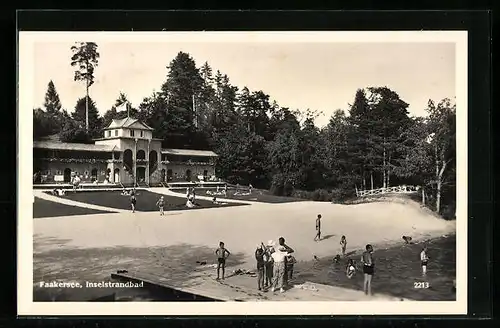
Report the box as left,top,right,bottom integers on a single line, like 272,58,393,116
130,189,137,213
340,235,347,256
215,241,230,280
361,244,374,296
255,244,265,290
420,245,429,276
346,258,356,279
156,196,165,216
314,214,322,241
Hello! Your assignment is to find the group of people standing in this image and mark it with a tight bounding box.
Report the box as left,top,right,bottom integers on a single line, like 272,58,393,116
214,237,296,294
254,237,296,293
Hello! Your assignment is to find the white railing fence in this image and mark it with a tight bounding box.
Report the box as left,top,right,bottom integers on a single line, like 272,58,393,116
356,185,420,198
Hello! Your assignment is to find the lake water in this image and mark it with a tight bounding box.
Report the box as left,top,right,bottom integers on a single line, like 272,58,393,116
293,234,456,301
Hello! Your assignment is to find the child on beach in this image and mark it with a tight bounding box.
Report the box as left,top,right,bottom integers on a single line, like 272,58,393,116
314,214,322,241
346,258,356,279
255,244,265,290
420,245,429,276
340,235,347,256
361,244,374,296
215,241,231,280
156,196,165,216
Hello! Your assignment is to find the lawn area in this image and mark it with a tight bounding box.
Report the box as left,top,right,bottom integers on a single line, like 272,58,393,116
33,197,115,218
172,188,305,204
54,190,248,212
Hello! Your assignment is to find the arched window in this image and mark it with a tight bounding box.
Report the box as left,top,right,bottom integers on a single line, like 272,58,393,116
137,149,146,160
123,149,133,171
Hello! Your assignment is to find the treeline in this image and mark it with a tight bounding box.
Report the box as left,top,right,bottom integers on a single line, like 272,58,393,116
33,48,456,218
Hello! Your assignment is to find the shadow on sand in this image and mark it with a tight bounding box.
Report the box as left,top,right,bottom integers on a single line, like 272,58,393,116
33,235,247,301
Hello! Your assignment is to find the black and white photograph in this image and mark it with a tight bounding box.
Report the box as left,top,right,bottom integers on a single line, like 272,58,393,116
18,31,467,315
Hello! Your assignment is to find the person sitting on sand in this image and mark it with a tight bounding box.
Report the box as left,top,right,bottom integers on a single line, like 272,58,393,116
156,196,165,216
346,258,356,279
340,235,347,256
420,245,429,276
361,244,375,296
186,198,196,208
402,235,413,244
212,197,223,205
215,241,231,280
255,244,265,290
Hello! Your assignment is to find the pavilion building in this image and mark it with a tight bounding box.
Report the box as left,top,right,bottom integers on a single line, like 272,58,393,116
33,117,218,186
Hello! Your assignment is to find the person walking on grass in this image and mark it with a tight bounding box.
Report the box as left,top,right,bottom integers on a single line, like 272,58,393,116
255,244,265,290
215,241,231,280
361,244,375,296
314,214,322,241
130,189,137,213
156,196,165,216
420,245,429,276
340,235,347,256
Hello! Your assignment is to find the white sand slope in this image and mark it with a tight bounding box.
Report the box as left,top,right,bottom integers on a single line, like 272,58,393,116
33,196,455,263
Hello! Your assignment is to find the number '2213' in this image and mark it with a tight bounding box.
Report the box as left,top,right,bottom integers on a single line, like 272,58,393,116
414,282,430,289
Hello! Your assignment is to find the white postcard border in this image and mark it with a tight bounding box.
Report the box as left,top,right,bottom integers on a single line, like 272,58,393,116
18,31,468,316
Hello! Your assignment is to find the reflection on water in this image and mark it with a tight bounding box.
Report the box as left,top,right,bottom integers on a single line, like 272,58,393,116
293,235,456,301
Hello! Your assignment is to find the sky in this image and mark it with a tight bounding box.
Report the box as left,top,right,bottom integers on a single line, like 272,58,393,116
30,38,456,128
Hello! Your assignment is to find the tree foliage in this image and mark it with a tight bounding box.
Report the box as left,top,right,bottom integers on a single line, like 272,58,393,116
43,50,456,217
70,42,100,131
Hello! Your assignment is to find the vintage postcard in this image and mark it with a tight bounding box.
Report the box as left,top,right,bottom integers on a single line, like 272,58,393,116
18,31,467,316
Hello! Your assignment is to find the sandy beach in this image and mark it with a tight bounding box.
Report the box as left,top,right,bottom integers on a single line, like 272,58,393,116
33,192,455,290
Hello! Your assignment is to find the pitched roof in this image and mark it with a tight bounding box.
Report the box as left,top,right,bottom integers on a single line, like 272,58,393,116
161,148,218,157
104,117,154,131
33,140,116,153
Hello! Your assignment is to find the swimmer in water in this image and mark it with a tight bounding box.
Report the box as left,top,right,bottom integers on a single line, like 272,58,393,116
346,258,356,279
420,245,429,276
